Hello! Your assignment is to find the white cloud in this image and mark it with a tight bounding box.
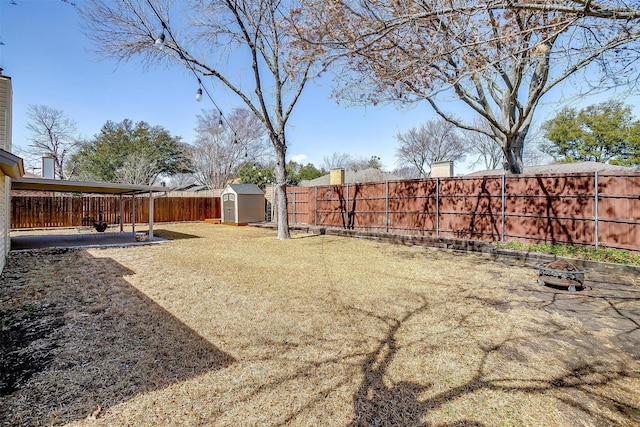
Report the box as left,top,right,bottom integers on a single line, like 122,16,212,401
290,154,308,163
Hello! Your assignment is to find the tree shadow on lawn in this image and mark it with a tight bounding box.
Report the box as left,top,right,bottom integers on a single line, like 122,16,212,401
516,271,640,359
0,248,234,426
342,292,639,427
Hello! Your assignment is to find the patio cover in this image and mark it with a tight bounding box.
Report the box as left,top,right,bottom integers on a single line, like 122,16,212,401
11,177,167,195
0,150,25,179
11,177,169,240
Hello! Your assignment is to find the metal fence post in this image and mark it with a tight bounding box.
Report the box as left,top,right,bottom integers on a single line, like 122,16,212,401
385,180,389,233
436,178,440,237
594,171,599,249
293,189,297,225
501,174,506,242
346,183,350,229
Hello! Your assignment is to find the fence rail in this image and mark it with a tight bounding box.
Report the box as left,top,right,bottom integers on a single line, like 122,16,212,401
11,195,220,229
286,171,640,252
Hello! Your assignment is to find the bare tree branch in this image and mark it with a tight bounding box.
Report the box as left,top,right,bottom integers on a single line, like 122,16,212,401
298,0,640,173
24,105,79,179
395,119,469,177
191,108,270,189
80,0,325,239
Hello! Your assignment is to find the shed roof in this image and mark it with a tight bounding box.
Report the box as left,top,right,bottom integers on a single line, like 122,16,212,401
224,183,264,195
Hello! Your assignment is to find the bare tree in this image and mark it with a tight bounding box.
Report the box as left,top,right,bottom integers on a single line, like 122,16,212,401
321,152,379,171
115,152,161,185
191,108,269,190
167,173,197,188
80,0,325,239
298,0,640,174
24,105,79,179
322,152,356,171
391,165,422,179
395,119,468,178
463,119,505,171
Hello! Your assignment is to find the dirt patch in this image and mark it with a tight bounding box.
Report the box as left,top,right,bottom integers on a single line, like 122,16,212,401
1,224,638,426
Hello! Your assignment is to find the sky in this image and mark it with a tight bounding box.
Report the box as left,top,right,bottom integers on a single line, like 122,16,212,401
1,0,637,177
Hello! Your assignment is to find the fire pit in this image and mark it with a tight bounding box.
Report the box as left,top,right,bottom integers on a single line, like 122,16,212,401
537,259,585,293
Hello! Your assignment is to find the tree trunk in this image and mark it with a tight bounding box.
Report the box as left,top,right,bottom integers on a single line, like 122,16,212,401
273,140,291,240
504,132,526,174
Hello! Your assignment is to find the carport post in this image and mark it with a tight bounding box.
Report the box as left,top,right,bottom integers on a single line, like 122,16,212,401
132,194,136,234
119,195,124,232
148,191,154,241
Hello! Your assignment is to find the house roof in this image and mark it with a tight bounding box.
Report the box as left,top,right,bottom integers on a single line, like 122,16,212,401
466,161,635,176
223,183,264,195
171,183,210,192
299,168,401,186
12,177,170,195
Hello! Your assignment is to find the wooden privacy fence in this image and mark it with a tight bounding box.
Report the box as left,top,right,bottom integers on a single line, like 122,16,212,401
11,195,220,229
286,172,640,252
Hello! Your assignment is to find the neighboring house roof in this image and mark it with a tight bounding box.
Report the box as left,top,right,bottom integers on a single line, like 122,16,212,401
299,168,401,186
224,183,264,195
172,184,209,192
0,149,25,179
466,161,635,176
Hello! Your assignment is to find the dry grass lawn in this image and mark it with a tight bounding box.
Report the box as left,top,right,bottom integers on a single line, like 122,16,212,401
1,223,638,426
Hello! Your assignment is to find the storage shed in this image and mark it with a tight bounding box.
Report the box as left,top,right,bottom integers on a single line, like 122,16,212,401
221,184,265,225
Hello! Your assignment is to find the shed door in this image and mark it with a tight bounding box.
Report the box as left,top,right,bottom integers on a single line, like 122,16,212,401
223,193,236,223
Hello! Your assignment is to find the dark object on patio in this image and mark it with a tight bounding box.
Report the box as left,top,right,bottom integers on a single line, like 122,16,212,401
82,212,108,232
538,259,585,293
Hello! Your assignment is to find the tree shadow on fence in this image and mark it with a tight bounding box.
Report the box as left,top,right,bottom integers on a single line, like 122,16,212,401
465,177,501,240
0,249,234,425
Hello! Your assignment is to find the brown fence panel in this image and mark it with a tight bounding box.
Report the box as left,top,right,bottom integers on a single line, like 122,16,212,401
439,177,502,241
286,187,312,225
82,196,121,225
597,173,640,251
388,179,437,234
12,196,76,228
293,172,640,251
153,197,219,223
11,195,220,229
315,186,349,228
504,174,595,245
349,182,386,230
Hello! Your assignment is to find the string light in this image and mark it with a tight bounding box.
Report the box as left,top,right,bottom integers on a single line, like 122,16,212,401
145,0,238,136
154,32,165,49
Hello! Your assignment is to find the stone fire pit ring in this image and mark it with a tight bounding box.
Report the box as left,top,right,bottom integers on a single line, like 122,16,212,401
537,259,586,293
